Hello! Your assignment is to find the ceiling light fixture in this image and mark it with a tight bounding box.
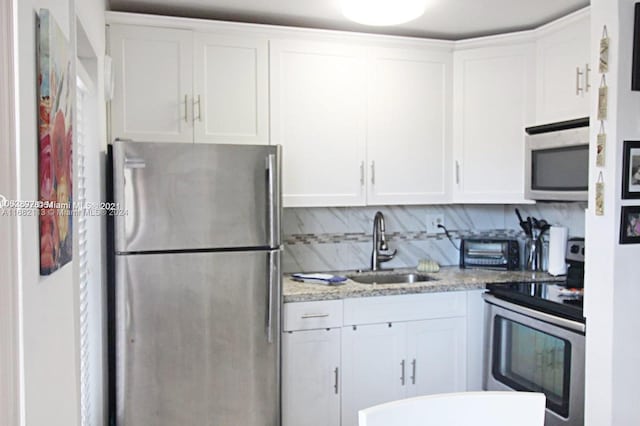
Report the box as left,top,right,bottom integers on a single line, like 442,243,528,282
341,0,428,26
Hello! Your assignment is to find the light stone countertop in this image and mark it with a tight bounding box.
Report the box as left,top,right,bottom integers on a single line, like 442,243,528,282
283,266,565,303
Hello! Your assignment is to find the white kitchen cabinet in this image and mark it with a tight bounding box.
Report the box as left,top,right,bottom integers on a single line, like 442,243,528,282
341,323,407,426
366,47,452,205
282,328,341,426
341,318,467,426
109,24,268,144
452,43,535,203
535,12,591,124
193,33,268,144
270,39,368,207
340,292,468,426
110,25,194,143
406,317,467,396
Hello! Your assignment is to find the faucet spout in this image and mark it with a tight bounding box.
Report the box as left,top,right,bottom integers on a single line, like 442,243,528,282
371,211,397,271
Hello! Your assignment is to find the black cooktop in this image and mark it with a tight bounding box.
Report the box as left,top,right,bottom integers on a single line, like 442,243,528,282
486,281,585,323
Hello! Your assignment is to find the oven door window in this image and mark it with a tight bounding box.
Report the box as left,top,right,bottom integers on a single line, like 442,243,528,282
492,315,571,418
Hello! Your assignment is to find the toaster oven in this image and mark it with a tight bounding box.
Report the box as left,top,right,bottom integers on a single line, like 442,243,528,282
460,238,520,270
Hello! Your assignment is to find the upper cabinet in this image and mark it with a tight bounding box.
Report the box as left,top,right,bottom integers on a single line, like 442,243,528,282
110,25,194,143
109,24,269,144
535,12,591,124
270,40,368,207
270,39,452,207
452,43,535,203
366,47,452,205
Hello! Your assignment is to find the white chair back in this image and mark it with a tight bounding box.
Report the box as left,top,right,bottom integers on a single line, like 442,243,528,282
358,391,546,426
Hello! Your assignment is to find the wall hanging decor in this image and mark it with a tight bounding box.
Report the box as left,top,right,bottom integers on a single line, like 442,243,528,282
600,26,609,73
620,205,640,244
596,122,606,167
595,172,605,216
622,140,640,199
597,75,608,120
37,8,73,275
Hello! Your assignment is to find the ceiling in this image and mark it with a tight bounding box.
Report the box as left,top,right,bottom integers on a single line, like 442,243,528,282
108,0,590,40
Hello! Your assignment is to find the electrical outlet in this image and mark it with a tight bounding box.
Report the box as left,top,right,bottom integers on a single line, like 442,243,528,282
426,214,445,233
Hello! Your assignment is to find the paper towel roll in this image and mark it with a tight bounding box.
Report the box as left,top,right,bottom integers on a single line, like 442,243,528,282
547,226,568,276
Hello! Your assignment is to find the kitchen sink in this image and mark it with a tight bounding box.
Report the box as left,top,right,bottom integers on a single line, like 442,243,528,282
348,272,436,285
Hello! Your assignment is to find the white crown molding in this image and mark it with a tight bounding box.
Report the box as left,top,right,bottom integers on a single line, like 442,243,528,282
105,5,590,52
0,1,21,425
104,11,455,51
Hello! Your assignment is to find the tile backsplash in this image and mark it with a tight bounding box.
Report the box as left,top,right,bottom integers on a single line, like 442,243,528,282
282,203,587,273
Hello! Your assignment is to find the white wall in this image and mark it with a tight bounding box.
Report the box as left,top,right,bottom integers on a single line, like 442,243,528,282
14,0,107,425
585,1,640,424
1,1,21,425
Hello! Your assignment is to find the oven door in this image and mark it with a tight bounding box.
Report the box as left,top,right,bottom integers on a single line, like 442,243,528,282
483,294,585,426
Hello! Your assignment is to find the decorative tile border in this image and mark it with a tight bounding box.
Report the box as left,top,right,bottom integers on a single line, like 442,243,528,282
284,229,522,245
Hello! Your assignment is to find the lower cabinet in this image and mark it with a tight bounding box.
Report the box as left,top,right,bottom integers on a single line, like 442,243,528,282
282,328,341,426
340,318,466,426
282,292,473,426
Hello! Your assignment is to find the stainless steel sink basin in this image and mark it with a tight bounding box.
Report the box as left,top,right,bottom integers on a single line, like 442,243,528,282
348,272,436,285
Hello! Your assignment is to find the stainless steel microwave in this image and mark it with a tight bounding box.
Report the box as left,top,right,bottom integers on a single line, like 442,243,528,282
525,118,589,201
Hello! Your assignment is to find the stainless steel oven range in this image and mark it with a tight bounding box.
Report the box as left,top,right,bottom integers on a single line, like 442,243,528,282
483,282,585,426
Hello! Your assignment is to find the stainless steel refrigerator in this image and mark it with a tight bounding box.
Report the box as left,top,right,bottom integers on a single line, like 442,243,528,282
111,141,281,426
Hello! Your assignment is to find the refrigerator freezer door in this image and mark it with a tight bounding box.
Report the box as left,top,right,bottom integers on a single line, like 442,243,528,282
113,142,281,252
115,250,281,426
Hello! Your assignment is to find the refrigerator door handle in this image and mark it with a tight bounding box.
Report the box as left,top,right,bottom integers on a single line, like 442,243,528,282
123,157,146,169
265,151,281,248
265,250,280,344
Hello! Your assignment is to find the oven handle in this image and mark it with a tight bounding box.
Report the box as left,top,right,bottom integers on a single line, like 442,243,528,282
482,293,586,334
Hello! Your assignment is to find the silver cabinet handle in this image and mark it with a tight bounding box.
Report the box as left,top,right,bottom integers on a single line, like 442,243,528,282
411,359,417,385
371,161,376,185
585,63,591,92
400,360,406,386
301,313,330,319
183,94,189,122
455,161,460,184
576,67,584,95
334,367,339,394
193,95,202,122
360,161,365,186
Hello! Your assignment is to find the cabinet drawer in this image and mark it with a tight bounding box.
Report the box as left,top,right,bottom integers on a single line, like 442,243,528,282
343,293,466,325
284,300,344,331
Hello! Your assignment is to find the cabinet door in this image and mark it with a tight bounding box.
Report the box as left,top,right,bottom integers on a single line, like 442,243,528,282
282,329,341,426
270,40,367,207
110,25,193,143
452,43,535,203
406,317,467,397
194,34,268,144
341,323,406,426
367,47,452,205
535,14,590,124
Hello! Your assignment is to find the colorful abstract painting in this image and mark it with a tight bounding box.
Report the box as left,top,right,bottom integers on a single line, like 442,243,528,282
37,9,73,275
